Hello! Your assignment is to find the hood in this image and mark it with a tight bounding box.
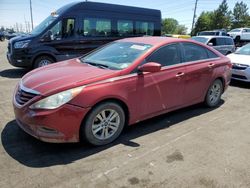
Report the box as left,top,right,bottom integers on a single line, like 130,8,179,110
227,53,250,66
21,59,119,96
10,34,35,43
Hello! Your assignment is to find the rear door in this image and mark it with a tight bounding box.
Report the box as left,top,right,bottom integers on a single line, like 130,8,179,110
181,42,220,105
136,43,186,117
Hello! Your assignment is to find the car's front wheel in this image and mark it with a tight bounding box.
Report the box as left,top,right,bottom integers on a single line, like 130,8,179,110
205,79,223,107
82,102,125,146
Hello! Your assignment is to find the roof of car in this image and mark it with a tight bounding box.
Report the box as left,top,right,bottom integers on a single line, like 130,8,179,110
117,36,189,46
193,36,233,39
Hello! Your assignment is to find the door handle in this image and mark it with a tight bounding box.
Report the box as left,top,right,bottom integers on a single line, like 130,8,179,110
208,63,215,68
176,72,185,77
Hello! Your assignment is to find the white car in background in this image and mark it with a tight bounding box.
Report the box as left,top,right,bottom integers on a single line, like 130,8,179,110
227,43,250,82
227,28,250,43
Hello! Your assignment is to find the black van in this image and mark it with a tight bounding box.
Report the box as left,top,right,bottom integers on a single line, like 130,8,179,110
7,2,161,69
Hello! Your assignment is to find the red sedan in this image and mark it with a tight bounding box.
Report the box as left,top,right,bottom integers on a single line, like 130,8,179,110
13,37,232,145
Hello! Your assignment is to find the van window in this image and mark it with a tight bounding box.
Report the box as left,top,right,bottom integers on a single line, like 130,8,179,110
146,44,181,66
216,38,225,46
117,20,133,36
136,21,154,35
49,18,75,40
225,38,234,45
63,19,75,37
83,18,111,37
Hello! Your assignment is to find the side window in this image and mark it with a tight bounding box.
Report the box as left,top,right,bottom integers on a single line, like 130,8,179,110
183,43,209,62
62,18,75,38
50,21,62,40
225,38,233,45
83,18,111,37
49,18,75,40
216,38,225,46
117,20,133,36
246,29,250,32
136,21,154,36
146,44,181,66
208,38,216,46
207,49,219,58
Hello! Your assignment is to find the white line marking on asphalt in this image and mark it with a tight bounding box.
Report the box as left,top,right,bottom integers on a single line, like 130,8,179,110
91,126,202,181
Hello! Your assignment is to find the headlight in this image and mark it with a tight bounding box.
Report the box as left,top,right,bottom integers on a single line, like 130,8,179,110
14,40,31,49
30,86,84,110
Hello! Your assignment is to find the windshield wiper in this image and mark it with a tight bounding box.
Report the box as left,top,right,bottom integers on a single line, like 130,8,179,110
84,61,110,69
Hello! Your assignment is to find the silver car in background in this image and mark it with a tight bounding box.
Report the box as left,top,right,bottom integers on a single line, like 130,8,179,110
227,43,250,82
191,36,235,55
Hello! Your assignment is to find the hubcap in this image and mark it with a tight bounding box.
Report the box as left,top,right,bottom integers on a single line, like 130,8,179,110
92,109,120,140
208,82,221,104
38,59,51,67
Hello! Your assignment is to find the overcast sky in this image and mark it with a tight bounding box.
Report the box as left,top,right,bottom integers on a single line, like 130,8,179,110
1,0,250,32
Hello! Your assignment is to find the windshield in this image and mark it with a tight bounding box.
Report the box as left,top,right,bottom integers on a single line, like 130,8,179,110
235,44,250,55
80,42,152,70
31,15,57,35
191,37,208,44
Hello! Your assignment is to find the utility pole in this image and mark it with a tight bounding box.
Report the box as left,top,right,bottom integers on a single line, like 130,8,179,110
30,0,34,30
191,0,198,35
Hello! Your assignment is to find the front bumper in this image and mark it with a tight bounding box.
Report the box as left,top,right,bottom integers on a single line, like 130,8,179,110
231,66,250,82
13,102,90,143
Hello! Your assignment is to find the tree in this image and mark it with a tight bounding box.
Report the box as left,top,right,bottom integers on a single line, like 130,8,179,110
162,18,178,34
192,11,214,35
232,1,250,28
175,25,187,35
162,18,187,35
211,0,231,29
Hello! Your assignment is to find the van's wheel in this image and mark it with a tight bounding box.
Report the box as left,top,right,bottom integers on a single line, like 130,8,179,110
33,56,54,69
81,102,125,146
226,51,231,55
0,36,4,41
205,79,223,107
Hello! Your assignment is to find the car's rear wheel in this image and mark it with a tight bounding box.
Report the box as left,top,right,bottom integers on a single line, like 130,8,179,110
33,55,54,69
205,79,223,107
82,102,125,146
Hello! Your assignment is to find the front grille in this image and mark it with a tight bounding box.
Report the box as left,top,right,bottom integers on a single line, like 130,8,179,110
15,87,38,106
232,74,247,80
232,64,248,70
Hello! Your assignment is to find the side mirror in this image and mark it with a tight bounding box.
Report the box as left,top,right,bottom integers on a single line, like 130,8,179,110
208,42,213,46
138,62,161,73
40,30,53,42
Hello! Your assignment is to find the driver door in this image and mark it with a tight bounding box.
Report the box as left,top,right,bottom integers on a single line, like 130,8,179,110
43,17,80,60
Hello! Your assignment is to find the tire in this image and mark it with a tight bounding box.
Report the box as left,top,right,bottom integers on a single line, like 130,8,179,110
0,36,4,41
33,55,54,69
205,79,223,108
226,51,231,55
81,102,125,146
